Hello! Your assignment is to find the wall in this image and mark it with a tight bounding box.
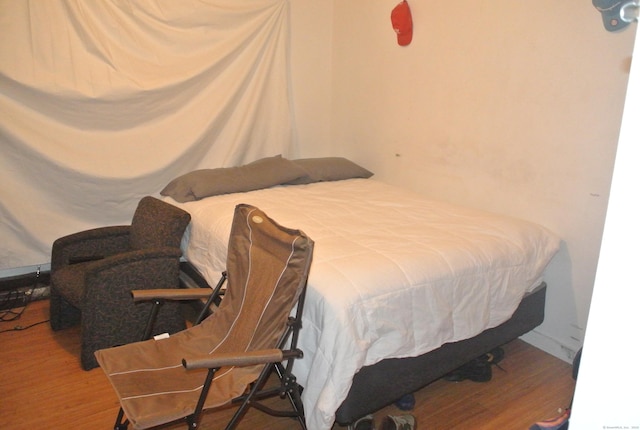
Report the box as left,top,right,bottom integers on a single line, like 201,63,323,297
290,1,635,361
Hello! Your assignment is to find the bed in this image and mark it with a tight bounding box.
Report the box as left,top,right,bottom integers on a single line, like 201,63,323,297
160,156,560,429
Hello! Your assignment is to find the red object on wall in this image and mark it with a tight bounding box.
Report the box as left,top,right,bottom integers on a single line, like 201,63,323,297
391,0,413,46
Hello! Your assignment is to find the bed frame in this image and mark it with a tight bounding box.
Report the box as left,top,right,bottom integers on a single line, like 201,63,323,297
179,262,547,427
333,282,547,425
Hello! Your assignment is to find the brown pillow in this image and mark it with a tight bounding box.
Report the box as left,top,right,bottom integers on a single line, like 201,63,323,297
160,155,308,202
286,157,374,185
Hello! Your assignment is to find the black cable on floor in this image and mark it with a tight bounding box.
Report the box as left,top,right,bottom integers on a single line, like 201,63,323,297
0,319,50,334
0,293,30,321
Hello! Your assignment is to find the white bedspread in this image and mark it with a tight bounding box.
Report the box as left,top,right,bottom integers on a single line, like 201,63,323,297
166,179,560,429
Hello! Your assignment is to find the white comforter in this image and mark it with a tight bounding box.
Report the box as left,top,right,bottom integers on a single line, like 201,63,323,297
166,179,560,429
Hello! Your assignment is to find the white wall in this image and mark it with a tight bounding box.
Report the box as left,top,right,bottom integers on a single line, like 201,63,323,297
290,1,636,362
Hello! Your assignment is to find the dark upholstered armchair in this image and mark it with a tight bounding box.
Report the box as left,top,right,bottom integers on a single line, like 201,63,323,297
49,196,191,370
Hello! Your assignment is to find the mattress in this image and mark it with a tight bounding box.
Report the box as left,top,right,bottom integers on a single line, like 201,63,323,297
165,178,560,429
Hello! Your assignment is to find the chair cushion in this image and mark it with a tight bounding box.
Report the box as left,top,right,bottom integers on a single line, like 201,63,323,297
130,196,191,250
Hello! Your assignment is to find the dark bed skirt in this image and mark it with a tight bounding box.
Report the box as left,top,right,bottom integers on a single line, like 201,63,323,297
333,283,547,425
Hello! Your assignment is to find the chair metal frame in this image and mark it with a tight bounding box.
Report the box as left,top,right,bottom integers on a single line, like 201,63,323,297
111,270,309,430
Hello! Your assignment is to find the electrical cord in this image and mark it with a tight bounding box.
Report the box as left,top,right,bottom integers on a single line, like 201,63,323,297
0,306,28,322
0,319,50,334
0,290,32,321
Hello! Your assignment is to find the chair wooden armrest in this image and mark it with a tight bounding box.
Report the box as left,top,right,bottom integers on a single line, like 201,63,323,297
182,349,303,370
131,288,214,302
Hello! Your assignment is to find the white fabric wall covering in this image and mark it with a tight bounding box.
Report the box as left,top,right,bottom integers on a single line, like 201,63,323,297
0,0,294,270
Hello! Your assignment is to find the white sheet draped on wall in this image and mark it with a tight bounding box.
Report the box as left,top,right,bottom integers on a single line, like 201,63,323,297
0,0,294,270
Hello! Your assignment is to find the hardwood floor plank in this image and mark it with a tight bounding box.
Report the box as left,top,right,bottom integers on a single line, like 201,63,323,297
0,300,576,429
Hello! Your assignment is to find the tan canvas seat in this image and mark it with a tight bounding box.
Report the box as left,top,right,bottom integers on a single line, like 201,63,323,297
95,204,314,430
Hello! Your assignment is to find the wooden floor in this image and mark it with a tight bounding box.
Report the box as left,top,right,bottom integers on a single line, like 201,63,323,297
0,299,576,429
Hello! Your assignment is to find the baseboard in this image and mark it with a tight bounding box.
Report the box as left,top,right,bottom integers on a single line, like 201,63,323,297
520,329,577,364
0,263,51,279
0,269,50,292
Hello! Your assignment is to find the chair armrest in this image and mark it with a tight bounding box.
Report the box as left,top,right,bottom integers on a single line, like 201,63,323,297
132,288,214,302
182,349,303,370
51,225,131,271
84,247,182,276
82,247,183,305
82,247,184,339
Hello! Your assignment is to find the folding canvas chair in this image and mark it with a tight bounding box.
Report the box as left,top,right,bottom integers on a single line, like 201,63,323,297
95,204,314,430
